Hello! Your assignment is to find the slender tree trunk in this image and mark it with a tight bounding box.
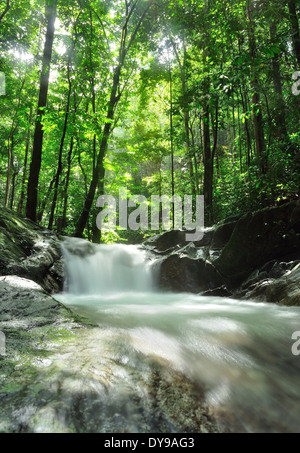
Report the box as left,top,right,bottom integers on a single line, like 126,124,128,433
270,21,289,141
4,137,13,208
78,143,88,197
190,126,199,192
59,135,75,233
232,95,236,159
0,0,10,23
288,1,300,66
202,104,213,224
18,107,32,215
74,65,122,237
92,165,105,243
239,85,252,166
36,173,55,223
247,0,266,173
169,62,175,228
48,58,72,230
74,0,154,238
59,92,79,233
211,101,219,180
236,95,243,172
9,168,18,209
26,0,57,222
171,39,195,197
4,78,25,208
88,8,98,173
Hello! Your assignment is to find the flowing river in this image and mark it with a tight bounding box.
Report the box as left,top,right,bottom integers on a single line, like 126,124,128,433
51,237,300,433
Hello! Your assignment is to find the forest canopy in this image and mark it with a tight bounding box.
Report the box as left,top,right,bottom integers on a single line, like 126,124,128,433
0,0,299,242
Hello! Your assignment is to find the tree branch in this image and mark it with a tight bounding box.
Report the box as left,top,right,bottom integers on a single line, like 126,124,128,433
124,0,154,61
0,0,10,23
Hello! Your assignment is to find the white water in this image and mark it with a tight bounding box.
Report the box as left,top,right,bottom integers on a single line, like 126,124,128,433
56,238,300,433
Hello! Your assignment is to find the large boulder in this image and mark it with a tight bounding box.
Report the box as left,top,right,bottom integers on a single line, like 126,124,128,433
214,201,300,287
0,208,63,293
210,215,241,250
144,230,192,254
144,228,215,254
158,253,225,293
145,202,300,304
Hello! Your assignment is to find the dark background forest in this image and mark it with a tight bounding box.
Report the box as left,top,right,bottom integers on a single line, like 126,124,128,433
0,0,299,243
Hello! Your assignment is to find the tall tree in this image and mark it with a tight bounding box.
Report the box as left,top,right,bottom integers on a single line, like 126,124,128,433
246,0,267,173
26,0,57,221
288,1,300,66
74,0,154,238
0,0,10,24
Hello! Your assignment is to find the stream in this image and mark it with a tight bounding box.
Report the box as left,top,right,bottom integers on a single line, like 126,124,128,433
50,238,300,433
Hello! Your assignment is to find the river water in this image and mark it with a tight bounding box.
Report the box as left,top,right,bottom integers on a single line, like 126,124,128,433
54,238,300,433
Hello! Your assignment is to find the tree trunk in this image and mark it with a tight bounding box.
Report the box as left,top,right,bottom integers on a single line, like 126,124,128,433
239,85,252,166
58,135,75,233
48,58,72,230
270,21,289,141
18,107,32,215
0,0,10,23
288,1,300,66
26,0,57,222
36,173,55,223
74,0,154,238
247,0,266,174
74,65,122,238
9,168,18,209
202,104,213,224
92,164,105,243
171,39,195,197
4,136,13,208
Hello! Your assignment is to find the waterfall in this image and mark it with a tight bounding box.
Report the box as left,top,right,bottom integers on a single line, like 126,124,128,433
61,237,154,295
54,237,300,433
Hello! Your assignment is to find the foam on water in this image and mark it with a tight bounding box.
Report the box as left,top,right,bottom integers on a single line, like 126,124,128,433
55,237,300,432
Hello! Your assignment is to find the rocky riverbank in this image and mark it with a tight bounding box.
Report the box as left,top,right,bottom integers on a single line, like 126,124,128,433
144,200,300,306
1,202,300,306
0,205,300,433
0,208,64,293
0,209,222,433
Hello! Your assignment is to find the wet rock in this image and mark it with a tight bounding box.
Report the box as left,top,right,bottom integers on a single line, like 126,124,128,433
145,202,300,305
0,208,63,293
201,285,231,298
239,262,300,306
214,201,300,287
210,217,240,250
62,236,95,258
158,254,225,294
144,228,214,255
144,230,190,254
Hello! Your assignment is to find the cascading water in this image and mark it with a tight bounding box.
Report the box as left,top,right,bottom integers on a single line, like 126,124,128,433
62,238,154,294
53,237,300,433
